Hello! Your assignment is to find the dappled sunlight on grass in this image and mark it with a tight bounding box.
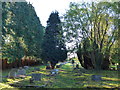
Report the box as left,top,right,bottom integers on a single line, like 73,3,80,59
102,82,119,87
1,62,120,88
102,77,120,81
0,83,19,89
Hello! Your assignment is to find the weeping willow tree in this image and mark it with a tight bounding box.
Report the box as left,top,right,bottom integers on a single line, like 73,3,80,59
63,2,119,70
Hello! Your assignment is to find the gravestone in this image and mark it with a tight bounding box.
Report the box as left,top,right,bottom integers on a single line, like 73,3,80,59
91,75,102,81
34,67,40,71
51,69,59,75
8,68,17,79
17,67,26,76
31,73,42,81
24,66,29,70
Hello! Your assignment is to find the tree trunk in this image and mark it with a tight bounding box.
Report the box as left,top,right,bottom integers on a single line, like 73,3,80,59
50,62,57,69
77,51,84,67
101,57,111,70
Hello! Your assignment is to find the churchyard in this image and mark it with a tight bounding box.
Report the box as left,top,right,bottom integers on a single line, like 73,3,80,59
1,1,119,89
0,60,120,89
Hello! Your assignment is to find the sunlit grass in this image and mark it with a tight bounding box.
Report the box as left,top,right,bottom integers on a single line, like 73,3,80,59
0,83,19,89
1,61,120,88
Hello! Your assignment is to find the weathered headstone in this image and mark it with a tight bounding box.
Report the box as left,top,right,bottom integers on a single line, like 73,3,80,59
24,66,29,70
31,73,42,81
91,75,102,81
8,68,17,79
51,69,59,75
17,67,26,76
34,67,40,71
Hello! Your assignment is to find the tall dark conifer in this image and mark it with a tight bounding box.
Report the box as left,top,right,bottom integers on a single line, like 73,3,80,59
41,11,67,69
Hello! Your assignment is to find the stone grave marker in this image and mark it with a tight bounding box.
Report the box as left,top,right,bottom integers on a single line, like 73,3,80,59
50,69,59,75
31,73,42,81
24,66,29,70
8,68,17,79
91,75,102,81
34,67,40,71
17,67,26,76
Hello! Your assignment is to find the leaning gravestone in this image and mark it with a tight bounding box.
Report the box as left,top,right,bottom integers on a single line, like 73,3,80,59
91,75,102,81
17,67,26,75
31,73,42,81
8,68,17,79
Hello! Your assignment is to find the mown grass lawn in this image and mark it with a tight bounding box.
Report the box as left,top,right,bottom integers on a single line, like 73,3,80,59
0,62,120,89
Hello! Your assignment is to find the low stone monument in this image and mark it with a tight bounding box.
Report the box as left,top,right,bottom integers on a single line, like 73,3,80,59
17,67,26,76
34,67,40,71
31,73,42,81
24,66,29,70
50,69,59,75
8,68,17,79
91,75,102,81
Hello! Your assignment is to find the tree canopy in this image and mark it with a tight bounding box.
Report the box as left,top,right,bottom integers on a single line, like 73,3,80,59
63,2,119,70
2,2,44,64
41,11,67,69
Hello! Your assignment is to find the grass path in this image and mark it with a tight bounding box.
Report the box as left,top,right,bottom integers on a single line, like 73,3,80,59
0,61,120,89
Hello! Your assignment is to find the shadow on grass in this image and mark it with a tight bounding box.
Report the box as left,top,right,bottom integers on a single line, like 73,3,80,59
1,63,120,89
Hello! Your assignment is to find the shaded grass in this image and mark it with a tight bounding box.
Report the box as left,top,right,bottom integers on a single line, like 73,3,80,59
1,62,120,89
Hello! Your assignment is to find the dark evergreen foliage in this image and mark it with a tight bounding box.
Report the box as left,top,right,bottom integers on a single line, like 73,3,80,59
41,11,67,69
2,2,44,64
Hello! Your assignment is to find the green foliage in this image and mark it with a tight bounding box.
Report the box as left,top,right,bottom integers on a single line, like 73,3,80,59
41,11,67,65
2,2,44,63
63,2,119,70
